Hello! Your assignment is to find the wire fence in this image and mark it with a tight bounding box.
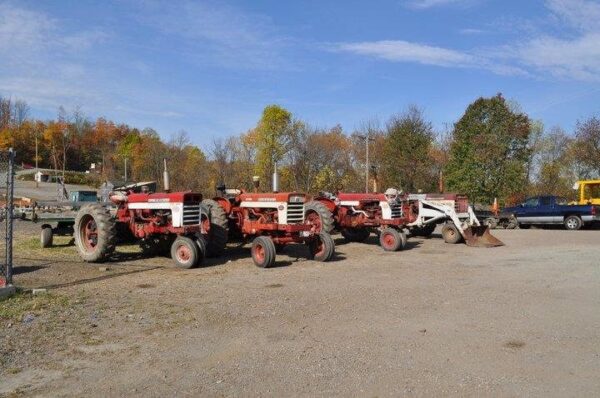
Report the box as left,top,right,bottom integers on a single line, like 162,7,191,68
0,148,15,286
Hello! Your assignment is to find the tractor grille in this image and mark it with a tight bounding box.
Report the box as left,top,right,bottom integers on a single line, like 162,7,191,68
390,203,403,218
287,202,305,224
183,202,201,226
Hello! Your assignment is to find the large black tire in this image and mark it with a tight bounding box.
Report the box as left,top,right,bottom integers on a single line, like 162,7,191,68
41,225,53,248
170,236,200,269
564,215,582,231
305,200,335,234
74,204,116,262
251,236,276,268
379,227,406,251
341,227,370,242
308,232,336,261
441,223,462,244
201,199,229,257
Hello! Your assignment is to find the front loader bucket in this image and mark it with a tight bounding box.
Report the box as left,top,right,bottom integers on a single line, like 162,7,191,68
463,225,504,247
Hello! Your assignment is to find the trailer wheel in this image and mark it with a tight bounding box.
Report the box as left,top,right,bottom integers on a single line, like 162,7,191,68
201,199,229,257
564,215,582,231
441,223,462,244
308,232,335,261
74,204,116,262
170,236,200,269
40,225,53,248
379,228,405,251
305,201,334,233
251,236,276,268
341,227,370,242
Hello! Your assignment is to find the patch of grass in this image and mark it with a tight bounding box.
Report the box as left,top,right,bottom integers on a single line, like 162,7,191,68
14,236,76,259
0,292,70,321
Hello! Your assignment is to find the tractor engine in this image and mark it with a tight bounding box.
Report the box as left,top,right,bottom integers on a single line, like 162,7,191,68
110,192,206,238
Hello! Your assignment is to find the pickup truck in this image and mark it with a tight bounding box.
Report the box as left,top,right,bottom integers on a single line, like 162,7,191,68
501,195,600,230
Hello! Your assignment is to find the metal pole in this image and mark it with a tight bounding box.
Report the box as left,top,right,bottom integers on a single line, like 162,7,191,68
35,134,39,188
6,148,14,284
124,158,128,182
365,133,369,193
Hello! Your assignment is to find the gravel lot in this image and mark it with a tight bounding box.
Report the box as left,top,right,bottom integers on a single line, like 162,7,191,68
1,222,599,397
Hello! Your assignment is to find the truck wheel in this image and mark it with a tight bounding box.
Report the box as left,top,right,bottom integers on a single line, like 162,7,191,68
379,227,404,251
564,215,582,231
201,199,229,257
341,227,370,242
251,236,276,268
308,232,335,261
441,223,462,244
170,236,200,269
41,225,53,248
74,204,116,262
305,201,335,233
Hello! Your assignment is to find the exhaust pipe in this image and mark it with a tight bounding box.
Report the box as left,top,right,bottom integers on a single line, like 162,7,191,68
272,163,279,193
163,158,170,193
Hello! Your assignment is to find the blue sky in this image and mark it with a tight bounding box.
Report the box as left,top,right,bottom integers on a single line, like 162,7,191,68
2,0,600,148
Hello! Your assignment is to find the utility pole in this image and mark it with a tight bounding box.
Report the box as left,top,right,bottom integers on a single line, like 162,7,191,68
357,133,375,193
35,134,39,188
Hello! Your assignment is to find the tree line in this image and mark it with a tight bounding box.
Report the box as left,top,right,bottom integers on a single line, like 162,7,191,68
1,94,599,205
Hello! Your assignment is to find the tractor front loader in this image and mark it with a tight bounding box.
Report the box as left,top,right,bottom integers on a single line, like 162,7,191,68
407,194,503,247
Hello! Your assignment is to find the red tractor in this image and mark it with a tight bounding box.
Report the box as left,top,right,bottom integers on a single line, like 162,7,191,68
304,190,411,251
212,187,335,268
72,184,228,268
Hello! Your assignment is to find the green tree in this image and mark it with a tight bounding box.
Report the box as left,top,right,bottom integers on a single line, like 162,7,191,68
445,94,532,204
381,106,435,192
253,105,293,189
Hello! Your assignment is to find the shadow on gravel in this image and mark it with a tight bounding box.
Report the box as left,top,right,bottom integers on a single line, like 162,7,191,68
37,266,162,290
12,265,47,275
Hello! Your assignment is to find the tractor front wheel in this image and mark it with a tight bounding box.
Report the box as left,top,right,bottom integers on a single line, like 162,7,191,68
251,236,276,268
308,232,335,262
341,227,370,242
379,228,406,251
74,204,116,262
441,223,462,244
170,236,201,269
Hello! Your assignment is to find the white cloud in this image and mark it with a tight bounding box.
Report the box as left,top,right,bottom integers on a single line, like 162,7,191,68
134,0,287,70
404,0,474,9
546,0,600,32
337,40,475,67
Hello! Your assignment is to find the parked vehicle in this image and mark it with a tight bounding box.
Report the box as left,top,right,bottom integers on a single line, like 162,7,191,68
572,180,600,205
500,195,600,230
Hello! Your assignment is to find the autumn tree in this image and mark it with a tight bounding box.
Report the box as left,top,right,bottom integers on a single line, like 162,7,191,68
445,94,532,204
570,116,600,178
381,106,435,192
252,105,294,189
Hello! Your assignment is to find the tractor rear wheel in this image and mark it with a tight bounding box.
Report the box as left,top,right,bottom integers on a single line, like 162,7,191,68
341,227,370,242
308,232,335,261
251,236,276,268
41,225,53,248
441,223,462,244
379,227,406,251
305,201,335,234
170,236,200,269
201,199,229,257
74,204,116,262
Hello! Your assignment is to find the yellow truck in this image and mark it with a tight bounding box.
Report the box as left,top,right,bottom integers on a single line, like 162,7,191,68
573,180,600,205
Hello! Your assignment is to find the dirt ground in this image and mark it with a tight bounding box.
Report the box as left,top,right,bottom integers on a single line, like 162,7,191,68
1,221,599,397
